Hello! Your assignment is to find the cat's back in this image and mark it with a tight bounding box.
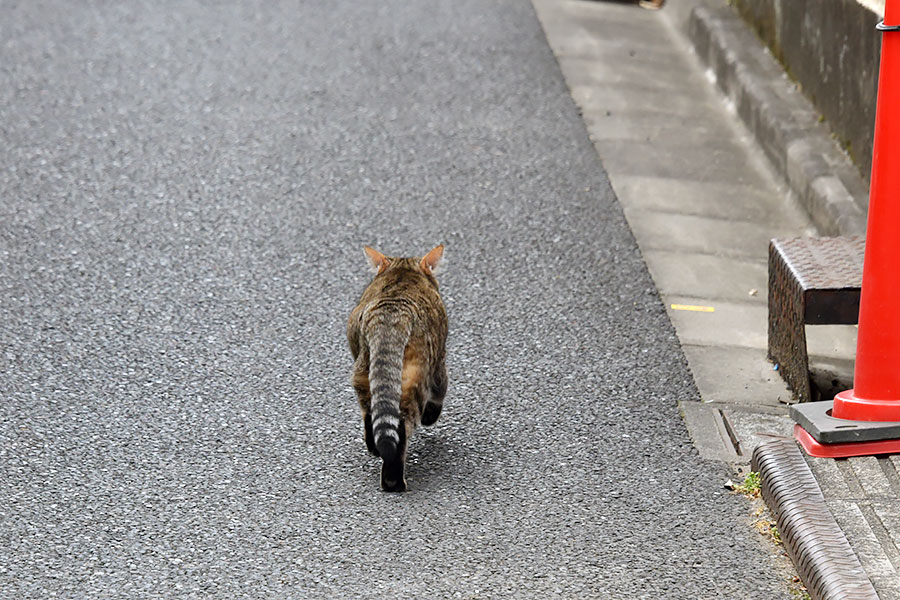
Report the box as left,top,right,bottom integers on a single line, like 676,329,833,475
348,249,447,361
356,261,444,322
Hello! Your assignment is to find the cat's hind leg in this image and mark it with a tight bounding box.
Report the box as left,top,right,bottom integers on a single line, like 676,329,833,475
352,367,378,456
364,411,378,457
421,361,447,426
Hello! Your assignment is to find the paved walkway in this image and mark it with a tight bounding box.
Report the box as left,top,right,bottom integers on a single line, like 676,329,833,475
534,0,842,460
534,0,900,598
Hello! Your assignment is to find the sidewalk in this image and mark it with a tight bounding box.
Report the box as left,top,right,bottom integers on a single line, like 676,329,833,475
532,0,899,598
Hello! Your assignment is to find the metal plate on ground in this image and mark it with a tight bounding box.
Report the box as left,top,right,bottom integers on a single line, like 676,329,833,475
772,236,864,293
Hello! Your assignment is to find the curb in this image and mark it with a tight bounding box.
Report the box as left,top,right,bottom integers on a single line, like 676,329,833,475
683,3,869,237
751,439,877,600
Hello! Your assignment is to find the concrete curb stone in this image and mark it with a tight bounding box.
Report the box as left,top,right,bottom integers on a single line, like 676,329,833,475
674,1,869,237
752,439,880,600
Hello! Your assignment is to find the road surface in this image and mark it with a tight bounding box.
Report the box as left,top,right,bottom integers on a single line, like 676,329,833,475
0,1,790,598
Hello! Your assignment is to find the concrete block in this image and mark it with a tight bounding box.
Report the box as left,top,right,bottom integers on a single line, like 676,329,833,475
850,457,897,499
869,502,900,571
680,344,791,407
594,137,766,184
681,1,869,236
644,249,767,301
680,400,743,462
805,324,858,363
559,55,704,94
809,176,868,236
572,81,723,121
731,0,881,185
723,408,794,456
664,295,766,348
806,456,855,499
825,499,897,579
868,577,900,600
623,208,799,259
612,175,813,227
584,111,719,143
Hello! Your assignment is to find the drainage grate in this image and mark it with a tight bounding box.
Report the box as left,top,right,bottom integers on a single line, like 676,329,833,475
751,439,877,600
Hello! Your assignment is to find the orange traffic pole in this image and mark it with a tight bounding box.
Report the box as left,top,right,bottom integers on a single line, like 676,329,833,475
832,0,900,422
793,1,900,458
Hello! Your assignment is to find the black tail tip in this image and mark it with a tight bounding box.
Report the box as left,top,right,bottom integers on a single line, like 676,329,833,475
375,438,399,462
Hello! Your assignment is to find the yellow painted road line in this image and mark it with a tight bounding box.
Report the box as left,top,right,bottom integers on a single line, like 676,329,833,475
670,304,715,313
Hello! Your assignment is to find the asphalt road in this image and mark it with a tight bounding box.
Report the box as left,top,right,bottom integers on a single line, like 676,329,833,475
1,1,790,598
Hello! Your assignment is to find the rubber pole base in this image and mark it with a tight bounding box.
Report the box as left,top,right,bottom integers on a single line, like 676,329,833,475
794,424,900,458
833,388,900,422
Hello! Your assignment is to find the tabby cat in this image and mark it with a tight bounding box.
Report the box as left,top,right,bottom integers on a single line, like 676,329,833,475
347,245,448,492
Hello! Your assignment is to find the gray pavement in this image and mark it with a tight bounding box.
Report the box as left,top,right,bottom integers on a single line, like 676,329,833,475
0,1,793,599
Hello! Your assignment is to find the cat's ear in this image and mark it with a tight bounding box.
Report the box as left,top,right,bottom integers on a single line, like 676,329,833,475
420,244,445,275
363,246,388,274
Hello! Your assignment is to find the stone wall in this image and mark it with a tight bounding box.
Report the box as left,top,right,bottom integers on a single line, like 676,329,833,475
733,0,882,183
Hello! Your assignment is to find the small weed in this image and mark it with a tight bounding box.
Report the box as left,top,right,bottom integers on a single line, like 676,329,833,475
790,582,811,600
733,471,761,498
770,521,782,545
732,470,807,598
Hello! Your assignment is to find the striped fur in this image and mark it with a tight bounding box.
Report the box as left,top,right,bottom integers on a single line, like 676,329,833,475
348,245,448,492
367,321,409,461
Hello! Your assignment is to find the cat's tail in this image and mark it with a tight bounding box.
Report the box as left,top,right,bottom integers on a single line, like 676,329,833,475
367,320,410,463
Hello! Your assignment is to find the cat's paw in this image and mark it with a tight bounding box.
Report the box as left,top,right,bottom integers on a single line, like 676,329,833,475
421,402,442,426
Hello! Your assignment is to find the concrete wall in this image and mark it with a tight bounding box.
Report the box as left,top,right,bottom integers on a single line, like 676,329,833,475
733,0,882,183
